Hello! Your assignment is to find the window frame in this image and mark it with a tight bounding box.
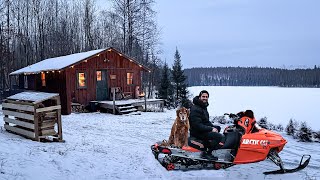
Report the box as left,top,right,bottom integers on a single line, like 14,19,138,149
126,72,133,85
77,71,87,89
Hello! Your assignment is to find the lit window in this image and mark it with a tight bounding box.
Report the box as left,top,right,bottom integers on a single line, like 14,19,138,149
77,72,86,88
127,72,133,85
97,71,102,81
41,72,46,86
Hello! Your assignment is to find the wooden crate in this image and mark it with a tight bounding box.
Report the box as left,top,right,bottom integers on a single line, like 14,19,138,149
2,92,64,142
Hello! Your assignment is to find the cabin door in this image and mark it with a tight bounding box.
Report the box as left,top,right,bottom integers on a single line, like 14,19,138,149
96,70,108,101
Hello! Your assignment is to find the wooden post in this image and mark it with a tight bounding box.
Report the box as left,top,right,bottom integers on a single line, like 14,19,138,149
34,104,39,141
56,97,63,141
3,100,9,126
144,90,147,112
113,88,116,114
160,100,164,112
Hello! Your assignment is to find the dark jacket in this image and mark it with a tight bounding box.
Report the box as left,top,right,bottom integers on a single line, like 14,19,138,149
189,96,215,138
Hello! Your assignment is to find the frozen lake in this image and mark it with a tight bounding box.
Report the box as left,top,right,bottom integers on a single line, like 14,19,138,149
189,86,320,130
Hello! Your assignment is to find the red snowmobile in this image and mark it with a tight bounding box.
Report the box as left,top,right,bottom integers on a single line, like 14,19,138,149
151,112,311,174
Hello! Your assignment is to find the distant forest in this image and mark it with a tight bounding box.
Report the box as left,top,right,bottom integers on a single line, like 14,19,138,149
184,66,320,87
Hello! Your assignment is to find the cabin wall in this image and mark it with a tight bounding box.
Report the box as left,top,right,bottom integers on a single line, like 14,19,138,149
65,49,144,112
20,72,69,114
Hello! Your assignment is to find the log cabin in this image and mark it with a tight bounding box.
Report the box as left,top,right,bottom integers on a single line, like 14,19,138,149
10,47,150,115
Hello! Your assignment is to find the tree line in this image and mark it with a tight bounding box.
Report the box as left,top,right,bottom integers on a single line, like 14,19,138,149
184,66,320,87
0,0,161,99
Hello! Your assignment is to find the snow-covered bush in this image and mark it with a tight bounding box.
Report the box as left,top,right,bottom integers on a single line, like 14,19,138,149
296,122,313,142
257,117,268,129
285,119,298,136
276,124,284,132
313,131,320,142
211,116,226,124
267,123,276,130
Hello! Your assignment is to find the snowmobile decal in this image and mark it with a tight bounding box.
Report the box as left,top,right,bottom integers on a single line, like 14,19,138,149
241,139,259,145
241,139,269,146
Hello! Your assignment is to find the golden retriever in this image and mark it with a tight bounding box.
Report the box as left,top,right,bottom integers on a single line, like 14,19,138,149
167,107,190,148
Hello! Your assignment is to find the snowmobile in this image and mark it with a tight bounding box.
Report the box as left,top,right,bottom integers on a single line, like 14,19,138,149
151,112,311,174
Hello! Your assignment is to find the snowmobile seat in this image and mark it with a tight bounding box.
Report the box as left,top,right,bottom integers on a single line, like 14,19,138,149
188,136,206,151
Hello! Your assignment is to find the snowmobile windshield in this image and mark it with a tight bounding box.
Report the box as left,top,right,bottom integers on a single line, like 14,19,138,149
254,123,262,130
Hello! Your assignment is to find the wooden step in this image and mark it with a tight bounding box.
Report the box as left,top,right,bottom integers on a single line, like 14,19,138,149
118,105,134,110
120,108,138,114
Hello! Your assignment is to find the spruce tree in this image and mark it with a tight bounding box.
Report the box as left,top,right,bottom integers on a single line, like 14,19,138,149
171,48,189,107
157,62,174,108
285,119,295,135
297,122,313,142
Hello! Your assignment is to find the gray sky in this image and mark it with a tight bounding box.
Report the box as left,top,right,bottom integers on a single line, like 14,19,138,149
155,0,320,68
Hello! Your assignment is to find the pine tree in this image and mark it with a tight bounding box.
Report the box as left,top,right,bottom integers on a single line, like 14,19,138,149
171,48,189,107
285,119,296,136
296,122,313,142
157,62,174,108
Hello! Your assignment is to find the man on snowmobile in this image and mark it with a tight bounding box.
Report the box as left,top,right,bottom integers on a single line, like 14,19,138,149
189,90,224,160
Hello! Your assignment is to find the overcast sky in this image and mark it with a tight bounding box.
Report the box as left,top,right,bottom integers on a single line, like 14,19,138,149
155,0,320,68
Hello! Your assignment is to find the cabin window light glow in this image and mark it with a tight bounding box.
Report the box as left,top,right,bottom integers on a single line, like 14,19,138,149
127,72,133,85
41,72,46,87
77,72,87,88
96,71,102,81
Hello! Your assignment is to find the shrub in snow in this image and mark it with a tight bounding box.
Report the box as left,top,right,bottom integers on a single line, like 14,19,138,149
296,122,313,142
211,116,226,124
286,119,297,136
267,123,276,130
258,117,268,129
276,124,284,132
313,131,320,142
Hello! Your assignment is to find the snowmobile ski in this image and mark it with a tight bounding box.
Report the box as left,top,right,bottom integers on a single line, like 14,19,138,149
263,155,311,175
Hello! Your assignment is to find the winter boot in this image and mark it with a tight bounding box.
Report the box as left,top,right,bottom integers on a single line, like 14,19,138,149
200,151,218,161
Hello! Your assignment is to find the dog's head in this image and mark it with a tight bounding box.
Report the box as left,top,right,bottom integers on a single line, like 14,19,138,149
176,107,189,123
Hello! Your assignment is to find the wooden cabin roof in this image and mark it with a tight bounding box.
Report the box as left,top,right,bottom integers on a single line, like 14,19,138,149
10,47,150,75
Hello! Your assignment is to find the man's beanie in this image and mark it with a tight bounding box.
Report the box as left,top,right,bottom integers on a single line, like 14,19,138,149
199,90,209,97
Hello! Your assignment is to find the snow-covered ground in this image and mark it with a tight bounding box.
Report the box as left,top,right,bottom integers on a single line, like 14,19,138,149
0,86,319,180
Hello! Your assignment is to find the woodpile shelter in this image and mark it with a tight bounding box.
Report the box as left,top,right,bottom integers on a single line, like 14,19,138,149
9,47,150,115
2,92,63,142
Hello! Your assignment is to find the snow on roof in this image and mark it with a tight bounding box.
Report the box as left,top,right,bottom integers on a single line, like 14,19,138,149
10,49,106,75
7,92,59,104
